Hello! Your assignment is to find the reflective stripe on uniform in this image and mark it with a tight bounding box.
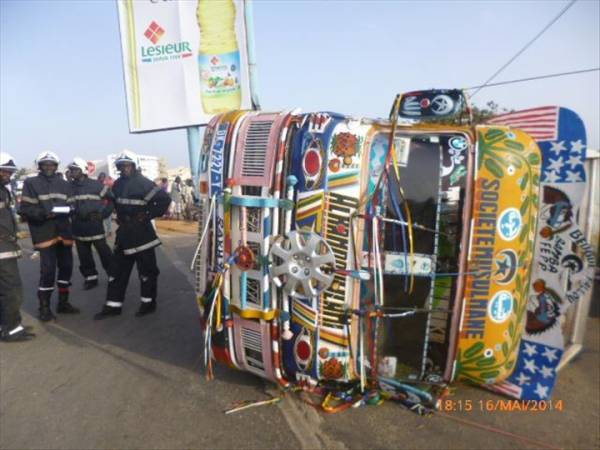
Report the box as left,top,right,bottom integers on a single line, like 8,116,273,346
100,185,109,197
20,196,39,204
106,301,122,308
74,234,106,242
71,194,102,201
144,186,160,202
57,280,70,286
122,238,161,255
0,250,21,259
38,286,54,291
85,275,98,281
8,325,24,335
140,297,153,303
38,193,68,201
116,198,147,206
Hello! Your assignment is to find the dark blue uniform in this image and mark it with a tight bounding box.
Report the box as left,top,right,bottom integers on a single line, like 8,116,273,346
70,176,114,285
96,171,170,318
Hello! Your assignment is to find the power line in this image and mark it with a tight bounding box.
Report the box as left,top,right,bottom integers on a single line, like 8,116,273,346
471,0,578,97
465,67,599,90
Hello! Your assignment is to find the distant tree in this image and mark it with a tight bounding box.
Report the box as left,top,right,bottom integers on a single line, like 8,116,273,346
470,100,513,124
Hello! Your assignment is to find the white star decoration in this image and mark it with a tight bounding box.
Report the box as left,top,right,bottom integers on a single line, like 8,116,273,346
571,140,585,154
542,347,559,362
565,170,582,182
524,358,538,373
540,365,554,379
523,342,538,357
534,383,549,399
516,372,531,386
567,154,582,168
549,141,566,156
544,170,561,183
547,157,564,172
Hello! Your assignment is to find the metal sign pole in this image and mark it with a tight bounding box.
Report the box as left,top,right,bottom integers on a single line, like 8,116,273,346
187,126,203,187
244,0,260,110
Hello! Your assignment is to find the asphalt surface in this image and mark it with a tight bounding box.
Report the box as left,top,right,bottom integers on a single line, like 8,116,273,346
1,226,598,450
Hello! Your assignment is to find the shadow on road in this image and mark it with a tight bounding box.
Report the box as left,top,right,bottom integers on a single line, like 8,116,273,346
18,232,260,389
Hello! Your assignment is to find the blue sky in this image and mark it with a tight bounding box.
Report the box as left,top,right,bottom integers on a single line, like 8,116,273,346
1,0,598,168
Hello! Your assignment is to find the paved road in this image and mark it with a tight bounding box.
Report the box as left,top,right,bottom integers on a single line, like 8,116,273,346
1,229,598,449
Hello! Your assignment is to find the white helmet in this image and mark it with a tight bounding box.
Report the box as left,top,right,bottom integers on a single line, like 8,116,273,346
0,152,17,172
68,157,89,175
36,151,60,166
114,149,139,168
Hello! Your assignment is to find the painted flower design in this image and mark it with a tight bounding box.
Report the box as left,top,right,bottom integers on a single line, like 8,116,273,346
332,132,360,166
320,358,345,379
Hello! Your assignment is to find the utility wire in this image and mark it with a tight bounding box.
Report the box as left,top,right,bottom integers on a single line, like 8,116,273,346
471,0,577,97
465,67,599,90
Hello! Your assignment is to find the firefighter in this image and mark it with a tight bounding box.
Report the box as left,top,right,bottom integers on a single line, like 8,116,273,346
94,150,171,320
68,158,114,290
18,151,79,321
0,153,35,342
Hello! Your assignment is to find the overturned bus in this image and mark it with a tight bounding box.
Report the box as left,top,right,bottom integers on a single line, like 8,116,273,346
191,91,544,412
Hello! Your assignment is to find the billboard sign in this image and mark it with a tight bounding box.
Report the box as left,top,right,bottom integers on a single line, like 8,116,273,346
117,0,254,132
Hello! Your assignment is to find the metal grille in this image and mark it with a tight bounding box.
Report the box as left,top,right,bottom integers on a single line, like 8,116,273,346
241,121,273,177
241,326,264,369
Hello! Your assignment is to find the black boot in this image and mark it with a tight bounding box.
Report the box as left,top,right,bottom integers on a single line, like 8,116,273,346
57,290,80,314
1,325,35,342
83,279,99,290
38,290,56,322
135,300,157,317
94,304,122,320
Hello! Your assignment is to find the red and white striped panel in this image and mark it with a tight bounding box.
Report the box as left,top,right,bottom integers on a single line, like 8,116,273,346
488,106,559,142
488,381,523,399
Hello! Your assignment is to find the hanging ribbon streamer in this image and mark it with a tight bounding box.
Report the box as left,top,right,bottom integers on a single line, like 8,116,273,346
203,259,232,381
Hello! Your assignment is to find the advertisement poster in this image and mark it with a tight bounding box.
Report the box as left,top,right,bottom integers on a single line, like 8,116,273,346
117,0,253,132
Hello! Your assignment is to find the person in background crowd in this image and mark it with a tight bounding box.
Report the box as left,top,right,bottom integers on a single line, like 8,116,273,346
68,158,114,290
0,153,35,342
94,150,171,320
182,179,198,221
169,176,184,221
18,151,79,321
97,172,113,236
159,178,169,193
159,178,170,219
188,179,199,202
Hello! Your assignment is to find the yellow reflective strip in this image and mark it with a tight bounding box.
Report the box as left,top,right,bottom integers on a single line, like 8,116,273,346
229,305,279,321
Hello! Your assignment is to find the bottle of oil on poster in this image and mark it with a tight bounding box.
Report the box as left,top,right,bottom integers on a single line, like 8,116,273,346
197,0,242,114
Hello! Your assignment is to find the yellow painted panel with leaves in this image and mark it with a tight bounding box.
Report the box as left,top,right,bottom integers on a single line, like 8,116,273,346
453,126,541,385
